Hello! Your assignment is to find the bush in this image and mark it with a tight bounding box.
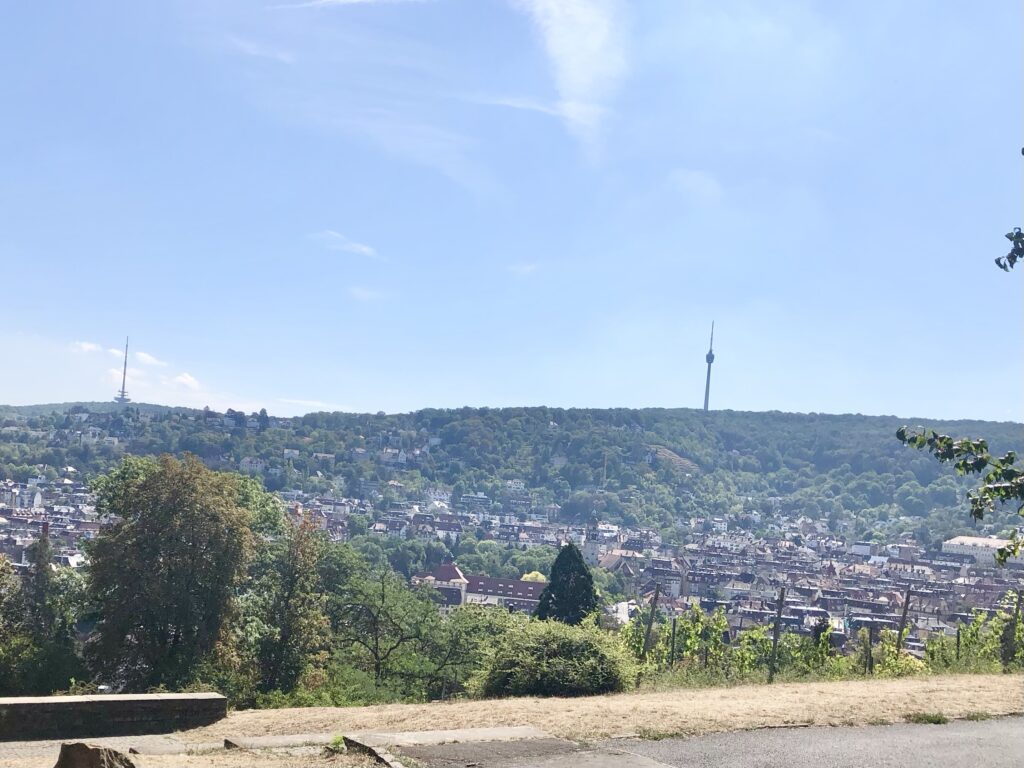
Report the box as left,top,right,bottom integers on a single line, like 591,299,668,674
255,661,398,709
471,619,633,698
876,630,928,678
904,712,948,725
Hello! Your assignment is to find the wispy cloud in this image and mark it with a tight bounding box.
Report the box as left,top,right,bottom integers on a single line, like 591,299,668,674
72,341,101,353
212,9,494,195
136,351,169,367
511,0,628,146
348,285,383,302
107,348,123,358
334,111,494,194
507,262,540,276
469,95,563,117
309,230,377,258
227,35,294,64
173,372,201,391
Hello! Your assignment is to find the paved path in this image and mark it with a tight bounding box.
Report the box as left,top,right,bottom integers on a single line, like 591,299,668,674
602,718,1024,768
393,737,665,767
393,718,1024,768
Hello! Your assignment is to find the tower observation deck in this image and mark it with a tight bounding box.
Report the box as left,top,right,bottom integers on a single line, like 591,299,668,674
114,337,131,404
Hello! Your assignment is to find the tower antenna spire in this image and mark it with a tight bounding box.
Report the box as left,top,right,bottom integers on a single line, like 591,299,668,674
703,322,715,412
114,337,131,404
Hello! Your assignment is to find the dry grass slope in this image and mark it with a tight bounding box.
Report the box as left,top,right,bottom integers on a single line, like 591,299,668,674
2,676,1019,768
192,674,1023,741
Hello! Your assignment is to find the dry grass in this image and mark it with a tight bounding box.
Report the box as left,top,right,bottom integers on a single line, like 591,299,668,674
189,673,1023,741
2,675,1018,768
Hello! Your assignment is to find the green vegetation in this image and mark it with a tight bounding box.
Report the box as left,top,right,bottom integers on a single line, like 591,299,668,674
962,711,993,721
86,455,255,689
471,619,633,698
324,735,347,756
923,598,1024,675
2,404,1022,550
897,427,1023,562
0,533,86,694
896,216,1023,559
995,226,1023,271
1,454,1023,704
904,712,949,725
535,542,598,625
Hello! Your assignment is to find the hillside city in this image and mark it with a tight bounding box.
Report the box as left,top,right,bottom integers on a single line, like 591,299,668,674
3,403,1022,662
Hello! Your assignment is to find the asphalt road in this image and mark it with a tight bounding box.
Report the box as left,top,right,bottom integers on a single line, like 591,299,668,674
603,718,1024,768
394,718,1024,768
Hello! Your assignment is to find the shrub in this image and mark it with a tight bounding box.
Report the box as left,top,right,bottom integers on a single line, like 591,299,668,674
876,630,928,678
254,661,396,709
323,735,346,756
471,619,634,698
904,712,948,725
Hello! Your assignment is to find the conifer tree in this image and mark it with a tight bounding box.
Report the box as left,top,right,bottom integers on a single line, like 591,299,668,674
535,542,598,625
24,526,56,638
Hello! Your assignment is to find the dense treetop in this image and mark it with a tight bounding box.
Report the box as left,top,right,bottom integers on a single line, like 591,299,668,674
1,403,1021,547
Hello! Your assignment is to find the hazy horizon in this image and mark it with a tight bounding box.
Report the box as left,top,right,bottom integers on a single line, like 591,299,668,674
3,398,1023,428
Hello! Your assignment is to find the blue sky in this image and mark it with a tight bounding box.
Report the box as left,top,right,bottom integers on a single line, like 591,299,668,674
1,0,1021,421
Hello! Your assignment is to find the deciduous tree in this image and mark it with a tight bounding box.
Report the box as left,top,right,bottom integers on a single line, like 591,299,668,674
255,515,329,692
333,568,438,687
87,455,254,689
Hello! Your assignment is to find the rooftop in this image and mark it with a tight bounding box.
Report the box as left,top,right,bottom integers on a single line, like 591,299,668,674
944,536,1010,549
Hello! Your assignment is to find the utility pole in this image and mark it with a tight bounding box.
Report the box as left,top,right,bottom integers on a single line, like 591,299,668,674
669,616,678,667
896,584,912,652
866,624,876,675
768,585,786,683
1001,588,1022,669
642,583,661,662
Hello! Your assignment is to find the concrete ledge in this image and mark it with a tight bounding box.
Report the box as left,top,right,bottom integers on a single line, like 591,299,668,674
342,726,555,768
223,733,337,750
0,693,227,741
347,725,552,748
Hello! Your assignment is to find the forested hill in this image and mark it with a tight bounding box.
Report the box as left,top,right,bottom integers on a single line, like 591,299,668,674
2,403,1022,547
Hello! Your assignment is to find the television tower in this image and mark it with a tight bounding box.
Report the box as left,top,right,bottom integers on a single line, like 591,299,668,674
703,322,715,412
114,337,131,404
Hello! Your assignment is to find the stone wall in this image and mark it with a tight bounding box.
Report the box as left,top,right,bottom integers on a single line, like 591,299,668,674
0,692,227,741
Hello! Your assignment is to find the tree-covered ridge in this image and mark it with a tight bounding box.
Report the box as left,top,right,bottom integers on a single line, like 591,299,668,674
1,404,1022,546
